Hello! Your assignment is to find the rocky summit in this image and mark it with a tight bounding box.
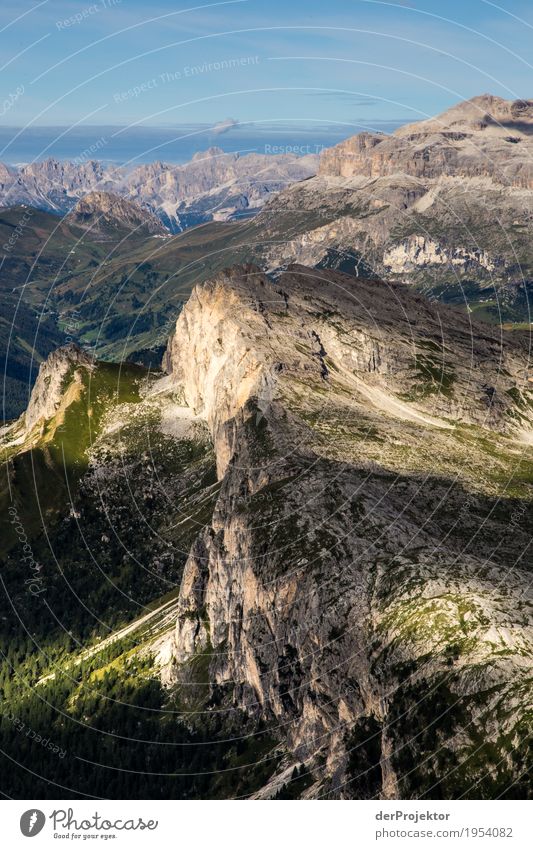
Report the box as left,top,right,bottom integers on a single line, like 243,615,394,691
158,264,533,798
2,95,533,429
3,262,531,799
257,96,533,321
68,191,167,237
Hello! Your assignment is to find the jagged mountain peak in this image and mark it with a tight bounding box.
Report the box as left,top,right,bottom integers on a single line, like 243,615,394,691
24,343,94,432
191,146,226,161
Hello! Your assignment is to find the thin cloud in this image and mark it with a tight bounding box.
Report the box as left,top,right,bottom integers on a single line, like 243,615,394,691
306,92,380,105
212,116,240,134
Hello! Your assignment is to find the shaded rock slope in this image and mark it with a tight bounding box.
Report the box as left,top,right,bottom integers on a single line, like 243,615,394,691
159,264,533,799
1,266,532,799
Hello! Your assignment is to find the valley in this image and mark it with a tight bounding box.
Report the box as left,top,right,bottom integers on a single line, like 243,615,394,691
1,93,533,801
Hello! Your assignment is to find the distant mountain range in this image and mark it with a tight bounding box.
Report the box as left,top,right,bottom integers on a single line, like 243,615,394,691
0,146,317,232
3,94,533,422
2,95,533,800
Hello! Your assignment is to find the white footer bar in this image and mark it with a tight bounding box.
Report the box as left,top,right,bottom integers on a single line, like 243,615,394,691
3,799,532,848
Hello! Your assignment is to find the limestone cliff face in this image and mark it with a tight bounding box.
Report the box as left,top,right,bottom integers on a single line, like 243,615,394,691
24,344,94,431
0,149,317,231
319,95,533,188
161,265,533,798
260,96,533,293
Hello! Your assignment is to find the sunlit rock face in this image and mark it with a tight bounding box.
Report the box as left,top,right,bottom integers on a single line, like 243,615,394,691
319,95,533,186
258,96,533,304
160,263,533,799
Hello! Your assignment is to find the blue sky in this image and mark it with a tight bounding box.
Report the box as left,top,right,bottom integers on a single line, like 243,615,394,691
1,0,533,131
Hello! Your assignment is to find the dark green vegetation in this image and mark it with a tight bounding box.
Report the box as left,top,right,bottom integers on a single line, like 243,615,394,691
0,633,280,799
316,247,375,278
0,362,282,798
0,290,63,421
344,715,383,799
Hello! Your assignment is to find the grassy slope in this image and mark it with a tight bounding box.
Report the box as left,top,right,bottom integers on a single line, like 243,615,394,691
0,360,145,555
0,355,282,799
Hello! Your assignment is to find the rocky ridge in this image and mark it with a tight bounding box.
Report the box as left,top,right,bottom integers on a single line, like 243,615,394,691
2,266,533,798
156,264,533,798
258,96,533,306
68,191,167,237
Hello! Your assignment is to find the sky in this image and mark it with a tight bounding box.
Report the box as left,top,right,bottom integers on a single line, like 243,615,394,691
1,0,533,135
